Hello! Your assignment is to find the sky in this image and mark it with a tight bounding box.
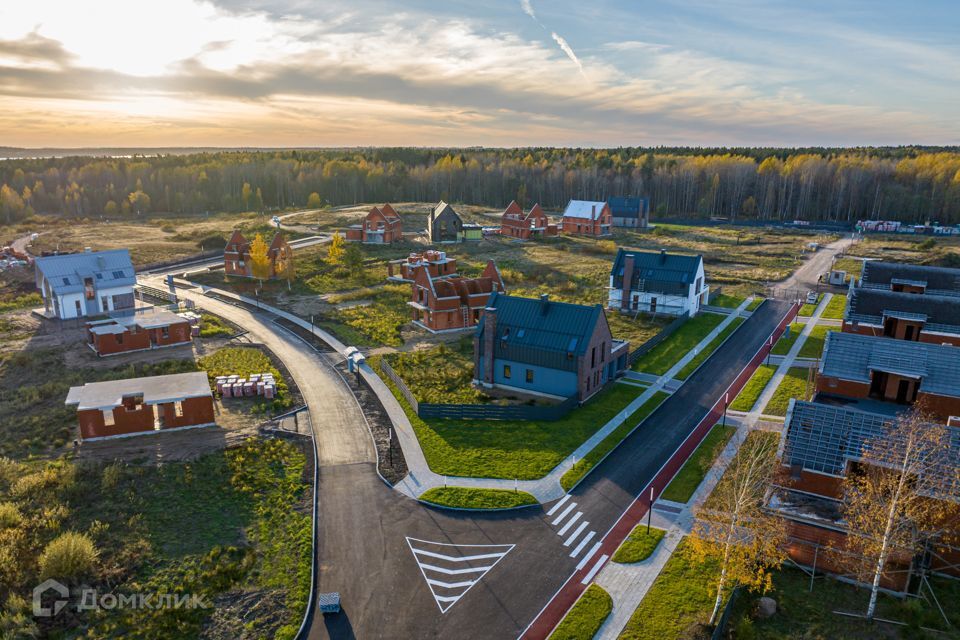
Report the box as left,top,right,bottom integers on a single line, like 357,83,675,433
0,0,958,148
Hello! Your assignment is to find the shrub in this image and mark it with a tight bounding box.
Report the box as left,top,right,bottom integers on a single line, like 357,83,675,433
39,531,99,580
0,502,22,529
198,233,227,250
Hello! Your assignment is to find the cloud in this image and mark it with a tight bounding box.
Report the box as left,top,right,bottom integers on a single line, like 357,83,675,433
519,0,536,20
551,32,585,77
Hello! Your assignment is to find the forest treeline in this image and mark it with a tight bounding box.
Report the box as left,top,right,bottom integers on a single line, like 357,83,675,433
1,147,959,225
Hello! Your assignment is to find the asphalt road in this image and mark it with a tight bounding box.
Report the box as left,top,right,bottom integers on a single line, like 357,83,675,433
777,235,855,292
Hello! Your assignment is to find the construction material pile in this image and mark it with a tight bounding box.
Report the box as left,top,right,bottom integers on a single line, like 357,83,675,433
215,373,276,399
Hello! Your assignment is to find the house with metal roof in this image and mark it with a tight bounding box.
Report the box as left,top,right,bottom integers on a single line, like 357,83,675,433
408,260,505,332
817,331,960,419
560,200,613,237
66,371,214,440
474,292,629,401
843,287,960,345
859,261,960,296
34,248,136,320
607,197,650,229
608,248,707,316
770,399,960,590
427,201,464,243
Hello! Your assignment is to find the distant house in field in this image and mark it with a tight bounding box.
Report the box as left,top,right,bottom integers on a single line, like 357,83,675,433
409,260,505,332
843,287,960,346
223,231,292,278
428,201,464,243
608,248,708,316
66,371,215,440
499,201,558,240
608,197,650,229
461,223,483,242
560,200,613,237
34,248,136,320
817,331,960,420
86,306,193,357
771,399,960,592
345,204,403,244
859,261,960,296
474,292,629,401
387,250,458,282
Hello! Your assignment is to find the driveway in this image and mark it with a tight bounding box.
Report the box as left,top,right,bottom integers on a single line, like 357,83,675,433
777,235,855,291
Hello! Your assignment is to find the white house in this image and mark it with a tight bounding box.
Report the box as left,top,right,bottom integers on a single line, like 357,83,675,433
34,249,137,320
608,248,708,316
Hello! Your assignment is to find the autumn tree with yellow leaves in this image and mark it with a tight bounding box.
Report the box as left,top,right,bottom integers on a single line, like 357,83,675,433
248,233,272,283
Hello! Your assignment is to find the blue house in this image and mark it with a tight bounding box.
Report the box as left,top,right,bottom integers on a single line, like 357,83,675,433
607,197,649,229
34,249,137,320
474,292,630,401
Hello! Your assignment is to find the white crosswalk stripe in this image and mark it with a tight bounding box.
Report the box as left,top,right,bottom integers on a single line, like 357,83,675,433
563,521,589,547
546,494,571,516
569,531,595,558
406,537,514,613
551,502,577,526
581,554,608,585
557,512,582,536
575,542,602,571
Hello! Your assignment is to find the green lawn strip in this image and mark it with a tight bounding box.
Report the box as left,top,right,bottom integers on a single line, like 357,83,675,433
0,292,42,313
375,356,646,480
419,487,537,509
632,313,725,375
797,324,835,359
199,313,234,338
797,293,823,317
729,364,777,412
384,337,488,403
560,391,670,491
745,297,764,311
612,526,665,563
770,322,803,355
548,584,613,640
619,538,726,640
674,317,745,380
709,293,744,309
659,424,736,503
763,367,811,417
820,293,847,320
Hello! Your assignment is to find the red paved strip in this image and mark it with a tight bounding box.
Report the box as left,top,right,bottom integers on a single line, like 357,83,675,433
521,302,799,640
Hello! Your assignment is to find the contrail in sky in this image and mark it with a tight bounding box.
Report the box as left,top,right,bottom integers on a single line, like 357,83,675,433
518,0,587,79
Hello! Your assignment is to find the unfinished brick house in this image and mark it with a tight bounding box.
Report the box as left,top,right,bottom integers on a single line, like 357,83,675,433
499,201,558,240
345,204,403,244
474,292,630,401
86,306,192,357
387,250,457,282
859,261,960,295
817,331,960,420
408,260,505,332
843,287,960,345
560,200,613,237
771,400,960,591
223,231,292,278
65,371,215,440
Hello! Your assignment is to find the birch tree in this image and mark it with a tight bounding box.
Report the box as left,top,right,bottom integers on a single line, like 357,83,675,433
690,431,787,625
248,233,272,283
840,406,959,620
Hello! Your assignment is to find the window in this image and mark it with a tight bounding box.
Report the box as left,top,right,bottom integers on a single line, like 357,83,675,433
161,326,170,339
62,277,70,286
503,365,511,379
591,346,596,368
526,369,534,383
102,409,115,426
83,277,95,300
112,270,125,279
101,296,109,312
74,300,82,316
601,342,606,363
117,333,123,345
95,273,102,280
174,401,184,418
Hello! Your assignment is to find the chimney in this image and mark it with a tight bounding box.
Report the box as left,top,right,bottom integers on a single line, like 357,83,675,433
480,305,497,384
540,293,550,314
591,204,596,219
84,247,92,253
660,249,667,263
622,254,635,310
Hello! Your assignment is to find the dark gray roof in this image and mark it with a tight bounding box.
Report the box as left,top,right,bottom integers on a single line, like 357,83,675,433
477,292,606,371
820,331,960,398
846,288,960,334
783,400,960,486
35,249,135,296
861,261,960,295
611,248,703,295
607,197,649,218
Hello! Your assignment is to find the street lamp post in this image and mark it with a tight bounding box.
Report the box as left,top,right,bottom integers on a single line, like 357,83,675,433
722,392,729,428
646,486,654,534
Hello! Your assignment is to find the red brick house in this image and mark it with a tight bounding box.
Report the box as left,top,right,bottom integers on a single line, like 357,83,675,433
408,260,505,332
560,200,613,237
499,201,558,240
345,204,403,244
223,231,292,278
387,250,457,282
65,371,215,440
86,306,192,357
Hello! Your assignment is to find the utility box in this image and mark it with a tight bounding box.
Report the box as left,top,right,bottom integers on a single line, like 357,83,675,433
828,270,847,286
318,592,341,614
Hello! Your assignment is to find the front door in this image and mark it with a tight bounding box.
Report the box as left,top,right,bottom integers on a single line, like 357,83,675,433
896,379,911,404
904,325,915,341
650,297,657,313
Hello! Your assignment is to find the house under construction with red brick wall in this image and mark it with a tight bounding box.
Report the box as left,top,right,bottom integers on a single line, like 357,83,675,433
387,250,458,282
345,204,403,244
223,231,292,278
499,201,558,240
86,306,193,357
408,260,505,332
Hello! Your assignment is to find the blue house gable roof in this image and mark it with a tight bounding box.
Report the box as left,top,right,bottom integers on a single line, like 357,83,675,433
35,249,136,296
611,248,702,295
607,197,649,219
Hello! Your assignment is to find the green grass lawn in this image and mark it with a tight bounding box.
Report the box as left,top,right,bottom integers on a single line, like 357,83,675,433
763,367,811,416
797,324,835,359
606,312,672,351
832,257,864,281
561,391,669,491
709,293,744,308
821,293,848,320
199,312,234,338
660,424,736,503
619,538,724,640
771,322,803,355
377,358,647,479
746,297,764,311
384,337,488,403
549,584,613,640
632,313,725,376
674,317,745,380
198,346,293,412
797,293,823,316
729,364,776,412
419,487,537,509
612,526,665,563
